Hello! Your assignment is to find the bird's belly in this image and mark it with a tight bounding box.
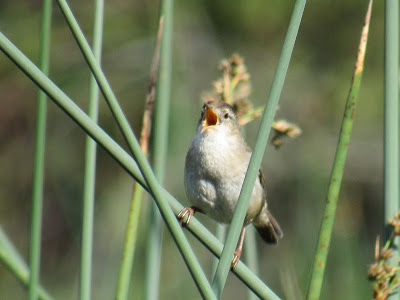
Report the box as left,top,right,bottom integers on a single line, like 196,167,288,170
185,173,263,224
185,177,231,223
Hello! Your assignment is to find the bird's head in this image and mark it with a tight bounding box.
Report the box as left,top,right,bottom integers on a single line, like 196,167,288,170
198,100,240,135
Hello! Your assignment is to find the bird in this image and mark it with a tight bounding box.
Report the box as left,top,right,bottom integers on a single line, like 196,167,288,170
178,100,282,269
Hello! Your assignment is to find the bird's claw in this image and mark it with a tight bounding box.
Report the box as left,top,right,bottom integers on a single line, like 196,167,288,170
231,249,242,270
177,207,197,227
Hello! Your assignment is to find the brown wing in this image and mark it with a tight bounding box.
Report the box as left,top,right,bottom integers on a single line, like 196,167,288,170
254,169,283,243
258,169,268,200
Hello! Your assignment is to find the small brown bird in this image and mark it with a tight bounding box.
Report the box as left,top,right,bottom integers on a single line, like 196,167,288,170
179,100,282,268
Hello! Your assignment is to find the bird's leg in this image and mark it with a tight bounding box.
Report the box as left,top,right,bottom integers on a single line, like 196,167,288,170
231,226,246,270
177,206,201,227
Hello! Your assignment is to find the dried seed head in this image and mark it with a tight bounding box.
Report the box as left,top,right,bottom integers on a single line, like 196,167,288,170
273,120,302,137
368,263,385,281
212,54,253,119
387,216,400,235
219,59,230,72
230,53,244,66
369,211,400,300
380,248,394,260
383,263,397,278
271,120,302,148
213,80,224,94
205,54,300,133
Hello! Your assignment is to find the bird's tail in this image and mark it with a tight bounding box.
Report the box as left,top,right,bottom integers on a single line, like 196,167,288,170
253,205,283,244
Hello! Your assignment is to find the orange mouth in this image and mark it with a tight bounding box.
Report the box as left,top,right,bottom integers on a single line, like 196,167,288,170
203,104,218,128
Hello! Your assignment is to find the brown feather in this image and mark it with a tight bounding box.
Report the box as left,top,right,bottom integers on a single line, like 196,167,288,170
253,170,283,244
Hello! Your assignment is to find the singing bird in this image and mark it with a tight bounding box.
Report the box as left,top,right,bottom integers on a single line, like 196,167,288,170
179,100,282,268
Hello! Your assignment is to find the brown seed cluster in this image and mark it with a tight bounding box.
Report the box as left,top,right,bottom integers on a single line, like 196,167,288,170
204,53,254,123
203,54,301,145
368,211,400,300
271,120,302,148
387,212,400,235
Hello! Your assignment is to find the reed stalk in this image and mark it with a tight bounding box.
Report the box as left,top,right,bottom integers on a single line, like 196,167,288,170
306,1,372,299
116,17,163,300
212,0,306,296
29,1,52,299
384,0,399,298
144,1,173,299
79,1,104,299
0,228,53,300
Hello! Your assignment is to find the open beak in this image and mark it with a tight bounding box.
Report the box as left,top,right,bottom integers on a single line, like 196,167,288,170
202,104,218,129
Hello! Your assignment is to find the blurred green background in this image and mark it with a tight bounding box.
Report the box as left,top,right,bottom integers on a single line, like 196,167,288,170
0,0,385,299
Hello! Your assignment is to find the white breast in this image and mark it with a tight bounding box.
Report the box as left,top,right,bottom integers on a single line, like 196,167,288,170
184,127,264,224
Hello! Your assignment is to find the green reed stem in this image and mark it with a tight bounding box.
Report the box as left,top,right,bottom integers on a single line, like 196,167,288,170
144,2,173,299
0,228,53,300
54,2,214,297
212,0,306,297
384,0,399,224
0,32,278,299
384,0,399,232
151,5,173,184
80,1,104,299
306,1,372,299
115,16,164,300
117,185,145,300
244,227,259,300
29,1,52,299
384,1,399,298
212,224,226,278
55,0,137,156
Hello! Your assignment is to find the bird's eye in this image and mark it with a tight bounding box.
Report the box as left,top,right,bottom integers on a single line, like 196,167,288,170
200,106,206,117
224,113,229,119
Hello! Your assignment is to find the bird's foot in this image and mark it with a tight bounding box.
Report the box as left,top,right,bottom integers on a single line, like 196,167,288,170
230,248,242,270
230,227,246,270
177,206,199,227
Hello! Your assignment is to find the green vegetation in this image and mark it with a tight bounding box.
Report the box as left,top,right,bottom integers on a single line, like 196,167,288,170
0,1,392,299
